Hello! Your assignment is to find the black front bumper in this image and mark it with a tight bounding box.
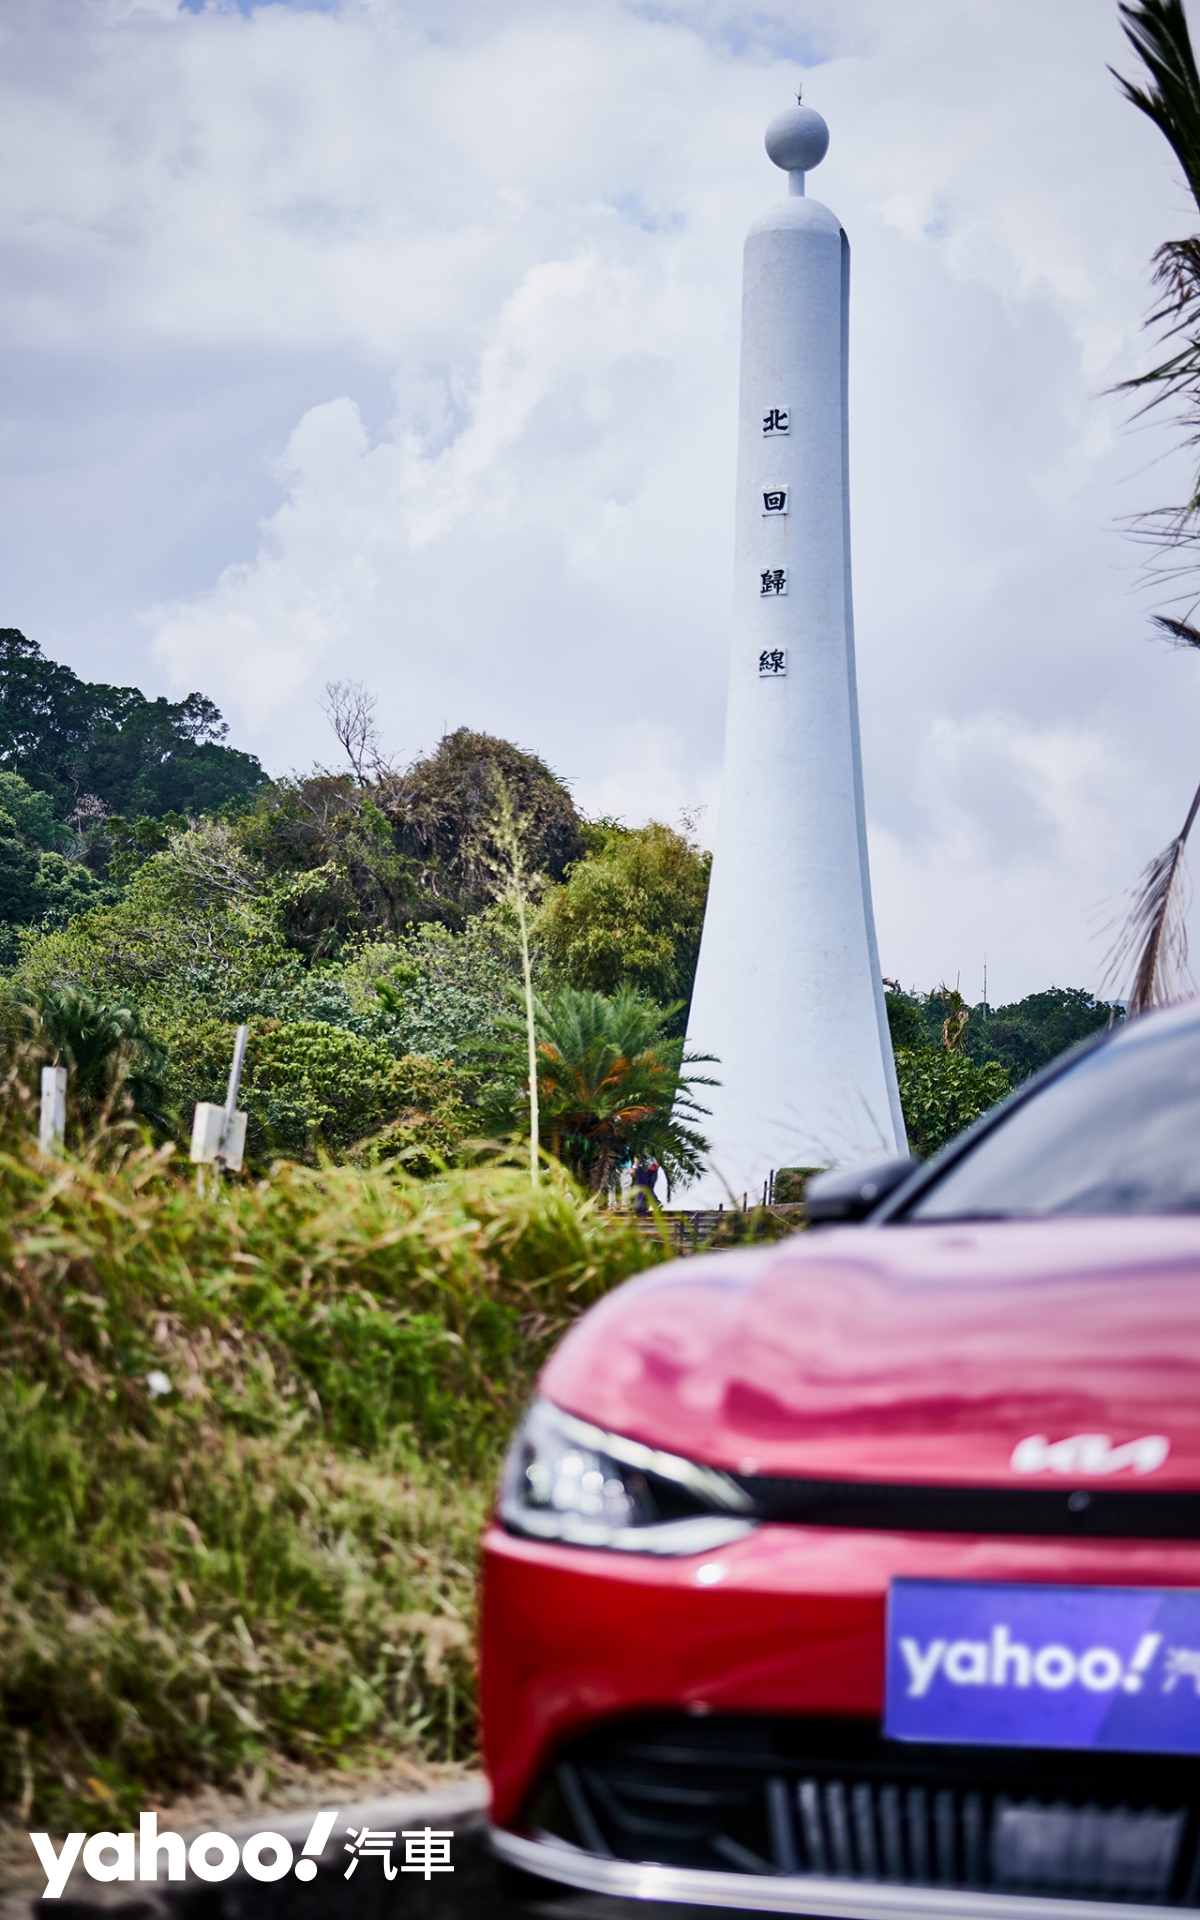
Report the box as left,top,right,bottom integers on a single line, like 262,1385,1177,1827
497,1712,1200,1913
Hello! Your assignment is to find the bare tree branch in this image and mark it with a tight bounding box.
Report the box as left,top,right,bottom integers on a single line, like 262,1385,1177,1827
321,680,384,781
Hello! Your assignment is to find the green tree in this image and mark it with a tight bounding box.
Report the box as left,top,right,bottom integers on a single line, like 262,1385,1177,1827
895,1046,1010,1159
29,852,102,927
11,820,294,1030
0,835,39,925
383,728,584,912
100,812,189,887
335,918,522,1063
0,772,57,849
537,820,711,1031
883,983,924,1050
514,985,714,1195
238,774,418,957
968,987,1119,1081
0,629,267,822
0,771,104,947
886,982,1117,1088
239,729,584,951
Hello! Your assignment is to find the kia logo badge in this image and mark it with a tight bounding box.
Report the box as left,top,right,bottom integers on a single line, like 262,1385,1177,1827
1010,1433,1170,1476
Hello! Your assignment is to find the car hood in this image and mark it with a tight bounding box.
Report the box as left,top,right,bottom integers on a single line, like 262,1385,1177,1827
539,1218,1200,1488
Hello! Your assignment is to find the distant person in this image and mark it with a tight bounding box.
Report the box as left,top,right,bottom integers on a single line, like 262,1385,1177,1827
630,1155,660,1216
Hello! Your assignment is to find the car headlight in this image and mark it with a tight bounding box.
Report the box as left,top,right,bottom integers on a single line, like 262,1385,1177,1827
499,1397,758,1555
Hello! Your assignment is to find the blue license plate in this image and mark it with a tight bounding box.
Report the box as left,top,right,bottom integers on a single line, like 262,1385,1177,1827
886,1580,1200,1754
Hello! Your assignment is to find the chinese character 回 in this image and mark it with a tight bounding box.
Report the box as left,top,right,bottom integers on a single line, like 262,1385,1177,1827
344,1828,397,1879
763,407,789,435
759,649,786,676
760,569,786,596
401,1828,455,1879
763,489,787,513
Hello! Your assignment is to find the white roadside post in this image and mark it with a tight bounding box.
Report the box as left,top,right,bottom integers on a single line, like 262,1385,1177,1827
39,1065,67,1154
190,1023,249,1178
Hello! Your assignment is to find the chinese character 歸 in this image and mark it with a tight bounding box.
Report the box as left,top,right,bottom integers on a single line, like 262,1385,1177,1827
1163,1648,1200,1694
759,649,787,676
401,1827,455,1879
760,568,787,596
762,489,787,514
343,1828,397,1879
762,407,789,435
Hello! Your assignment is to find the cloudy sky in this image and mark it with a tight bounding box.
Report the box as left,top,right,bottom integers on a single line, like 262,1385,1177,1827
3,0,1200,1004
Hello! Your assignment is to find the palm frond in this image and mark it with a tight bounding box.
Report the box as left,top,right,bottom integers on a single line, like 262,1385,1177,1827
1113,2,1200,216
495,983,716,1193
1106,778,1200,1013
1152,612,1200,646
1112,4,1200,529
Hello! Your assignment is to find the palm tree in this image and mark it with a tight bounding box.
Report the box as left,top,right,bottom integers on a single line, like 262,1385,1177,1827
516,986,715,1196
1108,2,1200,1007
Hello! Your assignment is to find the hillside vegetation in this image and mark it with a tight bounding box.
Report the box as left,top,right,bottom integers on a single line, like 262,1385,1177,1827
0,634,1122,1835
0,1124,659,1829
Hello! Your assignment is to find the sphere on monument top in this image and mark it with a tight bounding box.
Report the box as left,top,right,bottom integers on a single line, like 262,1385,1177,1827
764,104,829,174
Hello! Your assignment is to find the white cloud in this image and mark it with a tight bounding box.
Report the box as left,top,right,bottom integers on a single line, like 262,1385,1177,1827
3,0,1200,1000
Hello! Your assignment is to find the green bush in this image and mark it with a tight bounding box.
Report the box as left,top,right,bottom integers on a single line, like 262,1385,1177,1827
335,917,523,1063
772,1167,822,1204
537,820,711,1033
895,1045,1011,1158
157,1015,475,1165
0,1141,661,1825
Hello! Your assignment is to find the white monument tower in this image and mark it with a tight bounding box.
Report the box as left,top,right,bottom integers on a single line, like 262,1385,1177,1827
686,100,904,1203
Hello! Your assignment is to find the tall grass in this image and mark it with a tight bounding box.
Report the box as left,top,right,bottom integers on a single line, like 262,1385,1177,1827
0,1136,661,1827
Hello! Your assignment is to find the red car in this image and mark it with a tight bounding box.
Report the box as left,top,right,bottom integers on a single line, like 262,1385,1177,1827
481,1000,1200,1916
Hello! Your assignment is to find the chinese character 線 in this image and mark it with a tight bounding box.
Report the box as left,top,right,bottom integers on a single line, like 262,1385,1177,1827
1163,1648,1200,1694
762,407,789,435
762,489,788,514
401,1827,455,1879
760,568,787,596
344,1828,397,1880
759,649,787,676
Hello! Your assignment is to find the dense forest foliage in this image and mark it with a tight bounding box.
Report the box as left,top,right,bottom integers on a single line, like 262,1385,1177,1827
0,635,716,1186
0,632,1120,1177
0,629,266,825
882,981,1120,1157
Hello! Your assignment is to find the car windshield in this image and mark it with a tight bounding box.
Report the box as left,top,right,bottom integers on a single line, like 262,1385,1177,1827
905,1011,1200,1220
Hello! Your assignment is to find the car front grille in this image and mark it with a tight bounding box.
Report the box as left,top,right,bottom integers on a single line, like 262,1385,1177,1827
731,1477,1200,1538
527,1714,1200,1904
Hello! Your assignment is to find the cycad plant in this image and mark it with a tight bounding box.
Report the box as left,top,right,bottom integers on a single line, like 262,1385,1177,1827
24,982,171,1136
515,985,714,1197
